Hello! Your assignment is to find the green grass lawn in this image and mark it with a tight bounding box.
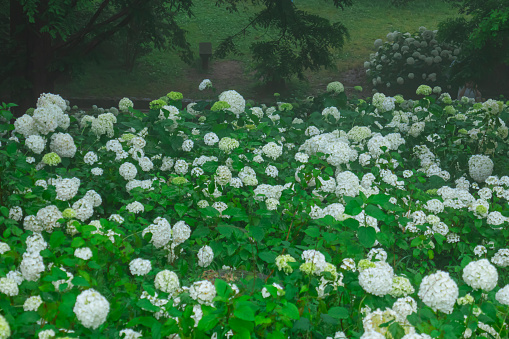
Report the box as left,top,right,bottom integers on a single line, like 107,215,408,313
55,0,462,100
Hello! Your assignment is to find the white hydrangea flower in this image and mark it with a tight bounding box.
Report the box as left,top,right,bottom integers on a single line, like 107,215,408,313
154,270,180,295
126,201,144,214
322,106,341,120
55,177,80,201
50,133,77,158
469,155,494,183
23,295,43,311
189,280,216,304
119,162,137,180
197,245,214,267
0,314,11,339
199,79,213,91
172,220,191,245
204,132,219,146
491,249,509,267
73,289,110,329
129,258,152,276
0,278,19,296
25,135,46,154
462,259,498,291
20,250,45,281
119,329,142,339
418,271,458,314
74,247,93,260
8,206,22,221
0,243,10,255
219,90,245,117
495,284,509,305
119,97,134,112
359,261,394,297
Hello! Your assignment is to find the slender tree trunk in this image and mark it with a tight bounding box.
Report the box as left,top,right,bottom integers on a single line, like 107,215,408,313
9,0,30,114
9,0,54,114
27,0,54,107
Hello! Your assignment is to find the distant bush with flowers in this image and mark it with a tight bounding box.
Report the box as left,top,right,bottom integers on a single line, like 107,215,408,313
1,82,509,338
365,27,461,94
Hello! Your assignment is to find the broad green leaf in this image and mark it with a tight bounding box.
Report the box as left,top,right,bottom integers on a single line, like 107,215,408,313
174,203,187,217
258,251,276,264
136,299,160,312
304,227,320,238
234,304,255,321
281,302,299,320
328,306,349,319
358,226,377,247
365,204,387,221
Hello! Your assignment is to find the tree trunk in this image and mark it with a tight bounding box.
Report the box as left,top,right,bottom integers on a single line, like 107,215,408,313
9,0,54,115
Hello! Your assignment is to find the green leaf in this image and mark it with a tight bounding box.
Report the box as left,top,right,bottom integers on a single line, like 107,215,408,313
250,226,265,242
6,142,17,155
87,261,101,269
223,207,249,222
136,299,160,312
0,206,8,218
320,313,338,325
304,227,320,238
358,226,377,247
174,203,187,217
234,304,255,321
215,279,229,299
216,225,235,238
328,306,349,319
15,311,39,325
292,317,310,331
281,303,299,320
71,237,85,248
433,233,445,246
367,193,391,206
388,322,406,339
410,237,423,247
71,276,90,287
344,198,362,216
258,251,276,263
365,204,387,221
198,314,218,331
342,218,359,230
481,302,497,321
50,230,66,248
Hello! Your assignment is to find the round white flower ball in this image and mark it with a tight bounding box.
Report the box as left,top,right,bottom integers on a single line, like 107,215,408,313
189,280,217,304
359,262,394,297
468,155,494,183
418,271,458,314
73,289,109,329
495,284,509,305
0,313,10,339
462,259,498,291
129,258,152,276
197,245,214,267
154,270,180,294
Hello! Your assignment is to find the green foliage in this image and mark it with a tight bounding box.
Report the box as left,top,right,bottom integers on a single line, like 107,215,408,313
215,0,352,83
438,0,509,84
365,27,460,93
1,84,509,337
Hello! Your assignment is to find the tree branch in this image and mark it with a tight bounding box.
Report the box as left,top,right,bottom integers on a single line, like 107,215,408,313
53,0,129,52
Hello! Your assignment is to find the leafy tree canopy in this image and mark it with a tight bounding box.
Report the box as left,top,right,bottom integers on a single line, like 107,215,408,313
438,0,509,83
215,0,353,84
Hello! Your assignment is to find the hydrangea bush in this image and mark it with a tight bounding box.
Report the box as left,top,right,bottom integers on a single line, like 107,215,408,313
365,27,460,93
0,84,509,338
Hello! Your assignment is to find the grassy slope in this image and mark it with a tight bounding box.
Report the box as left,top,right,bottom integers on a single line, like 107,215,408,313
55,0,460,100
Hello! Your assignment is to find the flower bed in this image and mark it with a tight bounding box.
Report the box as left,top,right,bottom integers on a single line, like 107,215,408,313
0,83,508,338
